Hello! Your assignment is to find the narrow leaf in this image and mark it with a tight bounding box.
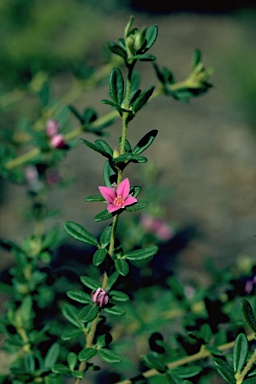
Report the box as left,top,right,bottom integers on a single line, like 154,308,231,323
124,245,158,261
44,343,60,369
62,304,82,328
110,290,130,302
100,225,112,248
126,200,148,212
80,138,111,158
78,304,99,323
104,305,126,316
64,221,99,247
95,139,113,157
233,333,249,374
172,366,202,378
94,209,113,222
133,129,158,155
115,258,129,276
98,348,121,363
108,41,127,60
67,352,77,371
61,329,83,341
109,67,124,105
145,25,158,50
93,249,107,266
133,86,155,113
78,348,97,362
67,290,91,304
80,276,99,290
84,194,105,202
143,354,166,373
242,298,256,333
212,357,236,384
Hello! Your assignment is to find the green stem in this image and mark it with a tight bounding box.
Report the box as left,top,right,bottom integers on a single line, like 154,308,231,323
74,64,135,384
235,347,256,383
116,333,256,384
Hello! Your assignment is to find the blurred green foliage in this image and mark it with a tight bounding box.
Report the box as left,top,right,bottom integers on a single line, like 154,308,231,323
0,0,105,87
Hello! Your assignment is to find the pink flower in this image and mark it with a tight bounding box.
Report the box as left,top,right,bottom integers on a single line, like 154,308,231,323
99,178,137,213
46,119,60,138
50,134,66,149
140,214,174,241
92,288,109,307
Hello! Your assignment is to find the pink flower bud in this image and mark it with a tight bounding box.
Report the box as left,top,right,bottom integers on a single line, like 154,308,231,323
46,119,60,138
92,288,109,307
50,134,66,149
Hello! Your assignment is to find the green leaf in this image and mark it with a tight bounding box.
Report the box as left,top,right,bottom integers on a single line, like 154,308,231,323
130,54,156,62
106,271,120,290
80,276,99,290
80,138,112,158
112,153,133,164
42,225,59,250
84,194,105,202
64,221,99,247
108,41,127,60
130,155,147,163
67,352,77,371
78,348,97,362
145,25,158,50
109,67,124,105
98,348,121,363
94,209,113,222
115,258,129,276
172,366,202,378
52,364,70,374
143,354,166,373
132,86,155,113
61,329,83,341
118,137,132,152
212,357,236,384
44,343,60,369
103,160,117,187
242,298,256,333
62,304,82,328
126,199,148,212
133,129,158,155
78,305,99,323
95,139,113,158
104,305,126,316
20,295,33,323
24,353,35,373
67,290,91,304
110,290,129,302
124,245,158,261
100,225,112,248
93,249,107,266
192,49,201,68
233,333,248,374
71,371,84,379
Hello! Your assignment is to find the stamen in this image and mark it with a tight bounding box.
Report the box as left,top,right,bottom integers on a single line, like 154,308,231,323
114,195,125,207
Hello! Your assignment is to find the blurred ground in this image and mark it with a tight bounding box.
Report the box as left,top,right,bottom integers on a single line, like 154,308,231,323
1,8,256,282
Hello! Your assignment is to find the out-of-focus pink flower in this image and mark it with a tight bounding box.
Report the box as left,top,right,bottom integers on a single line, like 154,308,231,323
46,119,60,138
50,134,66,149
99,178,137,213
25,165,43,193
92,288,109,307
244,275,256,294
140,214,174,241
45,169,61,186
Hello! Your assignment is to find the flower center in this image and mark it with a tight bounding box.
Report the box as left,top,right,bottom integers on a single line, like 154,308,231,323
114,195,125,207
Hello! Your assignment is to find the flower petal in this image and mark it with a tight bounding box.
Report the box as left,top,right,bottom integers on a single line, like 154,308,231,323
124,196,137,207
108,203,121,213
117,178,130,199
99,186,116,203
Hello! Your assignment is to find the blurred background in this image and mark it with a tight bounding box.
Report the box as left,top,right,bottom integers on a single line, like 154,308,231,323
1,0,256,280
